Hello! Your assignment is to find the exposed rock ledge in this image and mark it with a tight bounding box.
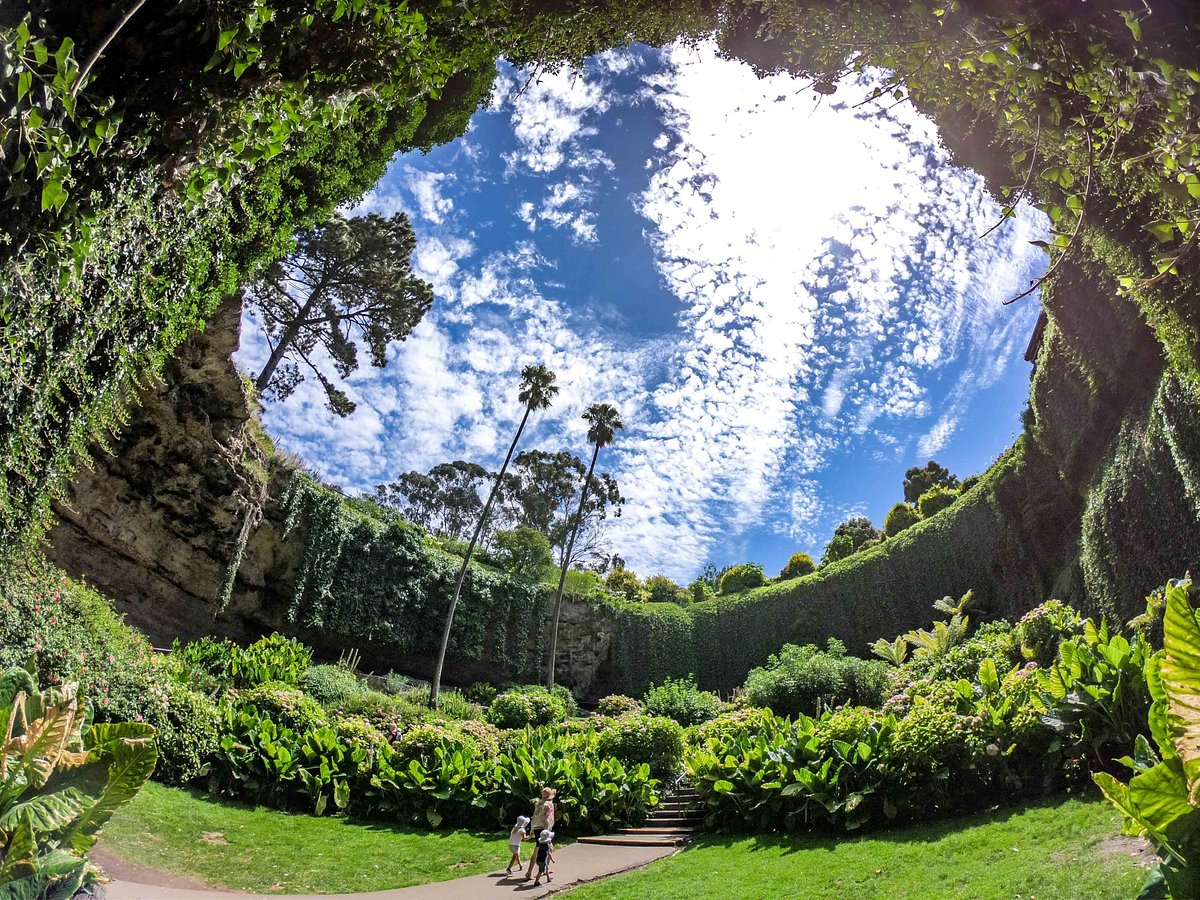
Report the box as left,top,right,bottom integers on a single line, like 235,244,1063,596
44,298,621,699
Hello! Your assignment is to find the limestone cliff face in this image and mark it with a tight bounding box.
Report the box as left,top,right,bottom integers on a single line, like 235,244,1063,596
43,307,618,698
46,297,287,645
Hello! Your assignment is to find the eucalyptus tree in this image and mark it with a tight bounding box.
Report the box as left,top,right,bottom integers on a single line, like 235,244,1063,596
429,364,558,708
546,402,624,688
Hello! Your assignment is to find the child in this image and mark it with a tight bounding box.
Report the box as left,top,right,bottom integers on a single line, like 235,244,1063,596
533,829,555,886
505,815,531,875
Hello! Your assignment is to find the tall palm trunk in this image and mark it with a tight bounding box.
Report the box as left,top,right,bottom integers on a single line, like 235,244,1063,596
429,404,531,708
545,442,599,688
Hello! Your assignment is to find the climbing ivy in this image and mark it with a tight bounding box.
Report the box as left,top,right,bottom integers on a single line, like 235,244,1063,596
281,474,546,673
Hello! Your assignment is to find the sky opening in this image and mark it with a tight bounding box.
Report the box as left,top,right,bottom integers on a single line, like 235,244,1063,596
236,41,1047,583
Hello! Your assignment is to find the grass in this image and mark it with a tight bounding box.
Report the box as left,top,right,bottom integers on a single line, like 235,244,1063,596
566,795,1151,900
100,782,511,894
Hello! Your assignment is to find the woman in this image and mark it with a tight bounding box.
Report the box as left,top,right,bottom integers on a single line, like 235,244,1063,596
524,787,556,880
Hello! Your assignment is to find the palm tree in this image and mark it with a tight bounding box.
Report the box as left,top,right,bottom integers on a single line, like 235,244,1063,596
545,403,624,688
429,364,558,708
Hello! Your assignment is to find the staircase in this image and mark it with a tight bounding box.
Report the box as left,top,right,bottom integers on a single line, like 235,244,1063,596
576,781,704,848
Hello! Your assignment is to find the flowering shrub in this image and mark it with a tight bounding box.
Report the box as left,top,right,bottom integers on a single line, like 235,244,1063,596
156,681,221,785
899,619,1018,682
486,688,566,729
642,675,724,726
596,713,685,778
689,707,780,747
242,682,329,733
1017,600,1084,665
597,694,642,717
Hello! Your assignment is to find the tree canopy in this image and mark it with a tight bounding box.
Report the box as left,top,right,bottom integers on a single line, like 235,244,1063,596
246,212,434,416
902,461,960,504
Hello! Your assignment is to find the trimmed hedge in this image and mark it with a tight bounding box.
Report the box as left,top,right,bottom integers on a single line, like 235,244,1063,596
602,444,1064,695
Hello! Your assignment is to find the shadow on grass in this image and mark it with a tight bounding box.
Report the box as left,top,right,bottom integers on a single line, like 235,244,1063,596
682,791,1095,857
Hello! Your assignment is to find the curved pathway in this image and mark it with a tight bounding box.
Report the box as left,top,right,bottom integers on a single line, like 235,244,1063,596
102,842,676,900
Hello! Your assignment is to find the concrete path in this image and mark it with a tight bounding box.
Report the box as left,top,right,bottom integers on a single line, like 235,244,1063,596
103,842,676,900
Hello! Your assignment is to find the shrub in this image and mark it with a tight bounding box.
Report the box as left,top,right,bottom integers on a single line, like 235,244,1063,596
718,563,766,595
642,675,723,726
1016,599,1084,665
917,485,958,518
778,552,817,580
234,634,313,687
689,707,779,747
300,664,368,707
382,671,425,695
687,579,715,604
884,502,921,537
821,534,855,567
831,517,884,551
393,721,498,766
597,694,642,717
901,619,1018,682
596,713,685,778
644,574,689,605
156,681,221,786
606,566,645,602
340,688,426,733
959,474,981,494
242,682,330,733
463,681,498,705
743,640,890,717
493,526,554,580
174,636,240,686
487,688,567,729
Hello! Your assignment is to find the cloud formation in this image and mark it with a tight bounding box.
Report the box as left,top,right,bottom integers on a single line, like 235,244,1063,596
237,43,1044,582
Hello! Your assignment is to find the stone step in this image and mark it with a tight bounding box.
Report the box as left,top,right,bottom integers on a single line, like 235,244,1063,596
643,816,703,828
576,834,687,848
617,826,696,835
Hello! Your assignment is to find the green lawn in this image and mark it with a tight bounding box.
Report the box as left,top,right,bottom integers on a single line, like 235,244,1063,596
567,796,1151,900
100,782,511,894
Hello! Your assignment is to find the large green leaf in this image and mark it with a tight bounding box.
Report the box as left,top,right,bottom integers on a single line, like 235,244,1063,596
0,787,89,835
83,722,156,751
1159,585,1200,802
1129,759,1195,847
63,738,157,853
0,668,36,741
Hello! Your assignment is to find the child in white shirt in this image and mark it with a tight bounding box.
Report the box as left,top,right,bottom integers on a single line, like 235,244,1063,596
505,815,531,874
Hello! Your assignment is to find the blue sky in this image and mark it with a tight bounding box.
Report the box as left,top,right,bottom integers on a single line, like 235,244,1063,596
237,42,1047,583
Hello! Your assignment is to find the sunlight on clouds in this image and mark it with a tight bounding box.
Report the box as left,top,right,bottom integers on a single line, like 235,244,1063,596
240,41,1044,581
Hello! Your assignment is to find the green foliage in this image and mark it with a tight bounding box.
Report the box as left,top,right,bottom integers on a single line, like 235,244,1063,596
1016,600,1085,666
1038,620,1152,768
492,526,554,581
282,474,545,675
486,688,566,730
597,694,642,717
869,636,910,667
901,619,1017,683
642,676,723,726
831,517,884,552
643,574,689,605
687,579,715,604
155,682,221,787
606,566,645,602
1096,580,1200,898
0,665,157,895
718,564,766,595
917,485,958,519
820,534,855,567
595,714,685,780
298,665,368,708
743,641,890,718
959,474,981,494
175,633,311,689
884,502,921,537
778,552,817,580
240,683,330,734
462,681,498,706
902,461,960,504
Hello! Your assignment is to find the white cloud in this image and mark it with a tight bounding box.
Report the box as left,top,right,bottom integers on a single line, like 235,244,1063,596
238,42,1045,583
